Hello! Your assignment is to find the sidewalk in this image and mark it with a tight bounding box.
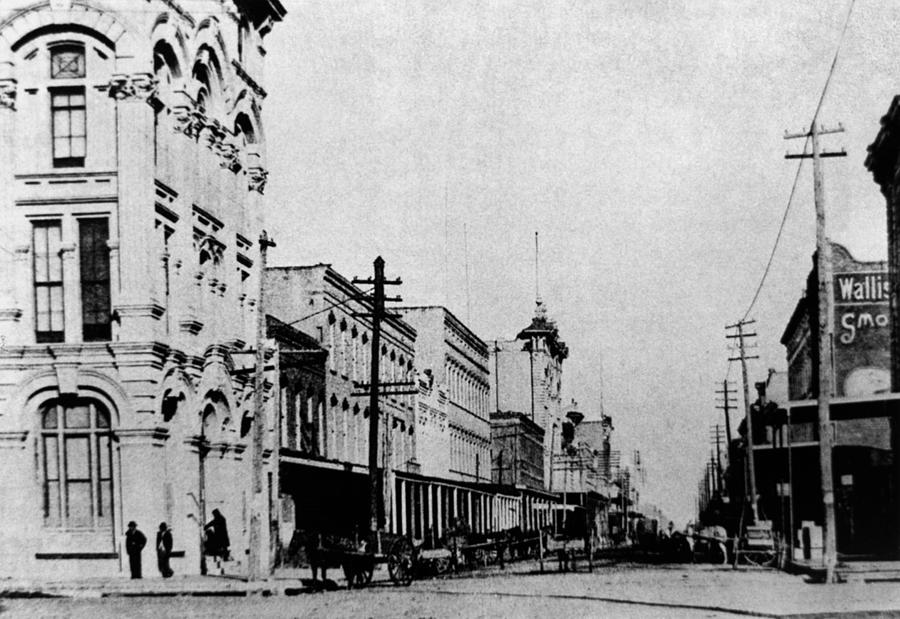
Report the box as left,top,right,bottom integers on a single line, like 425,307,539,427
0,557,584,599
0,572,313,599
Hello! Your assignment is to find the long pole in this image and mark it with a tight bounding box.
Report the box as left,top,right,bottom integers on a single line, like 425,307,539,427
727,321,760,524
368,257,385,539
720,380,734,446
714,426,723,490
249,229,274,581
737,321,759,524
812,123,838,582
785,121,845,581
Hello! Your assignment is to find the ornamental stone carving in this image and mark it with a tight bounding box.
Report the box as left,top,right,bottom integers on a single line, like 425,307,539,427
0,80,16,111
108,73,157,102
248,167,268,194
202,117,226,151
217,141,241,172
172,105,206,140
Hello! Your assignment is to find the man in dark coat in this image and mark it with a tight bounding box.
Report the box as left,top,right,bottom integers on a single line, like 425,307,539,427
156,522,174,578
125,521,147,579
204,509,230,560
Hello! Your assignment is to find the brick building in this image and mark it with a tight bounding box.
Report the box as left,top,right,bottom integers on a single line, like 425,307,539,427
745,244,896,558
264,264,418,533
490,411,545,491
0,0,286,577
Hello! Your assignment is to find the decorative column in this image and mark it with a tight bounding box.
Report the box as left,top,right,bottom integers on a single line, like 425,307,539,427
109,73,164,341
60,242,79,342
0,76,22,331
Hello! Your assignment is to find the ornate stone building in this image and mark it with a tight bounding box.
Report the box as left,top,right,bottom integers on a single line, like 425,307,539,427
490,298,568,490
0,0,285,577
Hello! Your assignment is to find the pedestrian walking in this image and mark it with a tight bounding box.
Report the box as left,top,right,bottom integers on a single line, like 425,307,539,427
157,522,174,578
125,521,147,579
204,509,231,560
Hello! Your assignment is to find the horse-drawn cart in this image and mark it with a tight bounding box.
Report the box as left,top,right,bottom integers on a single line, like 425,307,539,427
314,532,417,589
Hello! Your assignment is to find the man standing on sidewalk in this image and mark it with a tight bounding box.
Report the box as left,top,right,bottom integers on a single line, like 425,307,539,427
125,521,147,579
157,522,174,578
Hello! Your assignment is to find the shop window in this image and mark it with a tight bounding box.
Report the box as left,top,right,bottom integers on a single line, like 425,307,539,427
33,221,64,343
41,399,113,530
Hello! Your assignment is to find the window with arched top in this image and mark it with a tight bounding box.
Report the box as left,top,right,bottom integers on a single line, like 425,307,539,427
49,41,87,168
41,399,113,529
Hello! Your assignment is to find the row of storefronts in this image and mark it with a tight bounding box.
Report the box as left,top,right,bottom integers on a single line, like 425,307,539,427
0,0,628,579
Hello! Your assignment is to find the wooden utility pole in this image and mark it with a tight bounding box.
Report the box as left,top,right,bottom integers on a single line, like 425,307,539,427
710,424,725,491
726,320,759,524
352,258,405,544
249,230,275,582
785,122,845,582
715,380,737,447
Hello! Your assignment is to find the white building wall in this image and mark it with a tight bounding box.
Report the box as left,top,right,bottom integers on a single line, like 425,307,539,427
0,0,285,578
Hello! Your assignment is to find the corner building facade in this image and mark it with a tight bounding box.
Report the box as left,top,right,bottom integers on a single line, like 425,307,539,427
0,0,285,577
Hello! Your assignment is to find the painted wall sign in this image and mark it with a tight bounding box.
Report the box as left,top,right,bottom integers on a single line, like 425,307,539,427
834,271,890,346
832,270,891,396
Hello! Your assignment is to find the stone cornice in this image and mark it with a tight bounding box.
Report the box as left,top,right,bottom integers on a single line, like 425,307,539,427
113,303,166,321
117,427,169,445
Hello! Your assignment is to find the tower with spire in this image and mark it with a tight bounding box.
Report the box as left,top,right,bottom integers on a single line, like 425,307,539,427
489,232,568,490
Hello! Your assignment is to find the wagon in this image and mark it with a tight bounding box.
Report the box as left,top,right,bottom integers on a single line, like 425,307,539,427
543,505,594,572
734,522,776,567
321,532,417,589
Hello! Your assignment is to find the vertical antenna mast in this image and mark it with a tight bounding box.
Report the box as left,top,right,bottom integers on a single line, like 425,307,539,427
443,181,450,309
464,223,471,323
534,231,541,302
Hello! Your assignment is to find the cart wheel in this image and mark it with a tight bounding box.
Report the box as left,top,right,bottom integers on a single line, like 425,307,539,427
388,538,415,586
742,550,775,568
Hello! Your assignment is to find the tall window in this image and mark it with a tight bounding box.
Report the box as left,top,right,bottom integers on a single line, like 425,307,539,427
41,399,113,529
79,218,111,341
50,43,86,168
33,221,64,343
51,89,86,168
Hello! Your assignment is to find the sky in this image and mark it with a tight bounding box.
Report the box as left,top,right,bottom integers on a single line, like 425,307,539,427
263,0,898,527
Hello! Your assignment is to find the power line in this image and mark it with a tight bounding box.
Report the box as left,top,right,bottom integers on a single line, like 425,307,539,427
284,286,374,326
739,0,857,322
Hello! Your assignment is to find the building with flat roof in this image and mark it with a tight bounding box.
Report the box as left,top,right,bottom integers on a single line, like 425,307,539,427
398,306,490,484
265,264,418,532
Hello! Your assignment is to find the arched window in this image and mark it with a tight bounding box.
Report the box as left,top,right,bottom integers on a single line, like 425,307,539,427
49,41,87,168
41,399,113,529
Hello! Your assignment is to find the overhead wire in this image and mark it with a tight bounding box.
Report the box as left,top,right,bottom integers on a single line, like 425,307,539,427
723,0,857,388
284,286,374,326
739,0,857,324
